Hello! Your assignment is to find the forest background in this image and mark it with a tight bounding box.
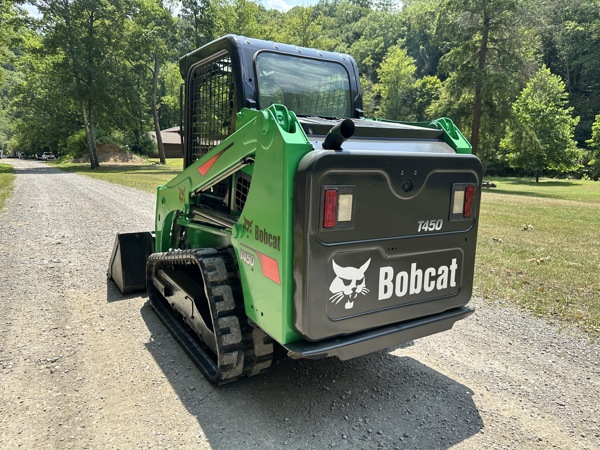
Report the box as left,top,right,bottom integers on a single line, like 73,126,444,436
1,0,600,178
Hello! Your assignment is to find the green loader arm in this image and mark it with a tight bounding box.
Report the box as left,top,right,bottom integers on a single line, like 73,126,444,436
154,105,314,344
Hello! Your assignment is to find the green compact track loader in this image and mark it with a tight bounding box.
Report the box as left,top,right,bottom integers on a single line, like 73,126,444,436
108,35,483,384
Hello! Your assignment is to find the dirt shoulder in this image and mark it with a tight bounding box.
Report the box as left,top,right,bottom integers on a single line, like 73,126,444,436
1,159,598,449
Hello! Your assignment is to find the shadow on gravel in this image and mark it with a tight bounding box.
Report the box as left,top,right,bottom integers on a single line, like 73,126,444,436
140,302,484,449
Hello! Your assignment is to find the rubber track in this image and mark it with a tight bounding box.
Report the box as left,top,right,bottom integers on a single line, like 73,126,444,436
146,248,273,384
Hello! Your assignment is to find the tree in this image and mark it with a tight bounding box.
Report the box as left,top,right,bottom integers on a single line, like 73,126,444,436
179,0,215,49
34,0,129,169
278,7,337,50
433,0,537,159
585,114,600,179
1,1,17,74
158,61,183,130
122,0,176,164
0,1,25,153
10,37,81,155
501,66,580,182
375,46,418,120
399,0,444,77
413,75,442,121
360,74,377,117
538,0,600,145
215,0,269,39
348,8,403,80
313,0,373,52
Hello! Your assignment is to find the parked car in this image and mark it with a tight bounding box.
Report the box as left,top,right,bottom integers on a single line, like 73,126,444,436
42,152,56,161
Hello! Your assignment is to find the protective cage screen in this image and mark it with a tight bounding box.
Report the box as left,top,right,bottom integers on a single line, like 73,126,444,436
189,55,234,162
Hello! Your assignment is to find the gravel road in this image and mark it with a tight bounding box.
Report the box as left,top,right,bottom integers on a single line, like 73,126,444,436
1,158,598,449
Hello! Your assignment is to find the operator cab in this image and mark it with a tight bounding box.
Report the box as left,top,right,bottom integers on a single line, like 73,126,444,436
179,34,363,168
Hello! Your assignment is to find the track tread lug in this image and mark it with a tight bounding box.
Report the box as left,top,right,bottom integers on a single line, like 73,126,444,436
147,247,275,384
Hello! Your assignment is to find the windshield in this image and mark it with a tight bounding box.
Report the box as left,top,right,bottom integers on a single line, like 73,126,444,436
256,52,352,118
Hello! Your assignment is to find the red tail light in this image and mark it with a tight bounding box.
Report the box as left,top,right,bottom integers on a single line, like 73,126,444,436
450,183,478,221
323,189,338,228
464,185,475,218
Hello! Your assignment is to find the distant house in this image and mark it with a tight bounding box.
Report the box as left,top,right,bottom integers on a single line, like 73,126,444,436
149,126,183,158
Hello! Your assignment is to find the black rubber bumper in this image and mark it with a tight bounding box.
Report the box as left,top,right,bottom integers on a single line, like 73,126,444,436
284,306,473,361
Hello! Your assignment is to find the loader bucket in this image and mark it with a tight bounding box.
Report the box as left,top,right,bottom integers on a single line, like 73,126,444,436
107,232,154,294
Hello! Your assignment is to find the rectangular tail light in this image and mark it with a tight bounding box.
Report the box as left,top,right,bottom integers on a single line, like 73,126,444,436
450,183,478,221
463,185,475,218
323,189,338,228
321,185,356,231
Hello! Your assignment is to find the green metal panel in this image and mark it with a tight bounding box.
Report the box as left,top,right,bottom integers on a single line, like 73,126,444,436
231,106,313,344
366,116,472,154
153,105,313,345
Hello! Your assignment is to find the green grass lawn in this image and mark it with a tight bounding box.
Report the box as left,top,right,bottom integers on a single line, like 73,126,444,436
476,177,600,335
53,158,182,193
50,161,600,336
0,163,15,210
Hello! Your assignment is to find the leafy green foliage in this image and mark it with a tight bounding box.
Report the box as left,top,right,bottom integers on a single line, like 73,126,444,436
10,34,80,156
588,114,600,151
398,0,442,77
215,0,271,39
412,75,442,121
584,114,600,179
32,0,136,168
431,0,538,158
0,0,599,178
0,1,28,152
359,74,377,117
158,61,183,129
65,130,87,158
277,7,335,49
347,9,403,79
375,46,417,120
538,0,600,145
501,67,580,180
180,0,215,48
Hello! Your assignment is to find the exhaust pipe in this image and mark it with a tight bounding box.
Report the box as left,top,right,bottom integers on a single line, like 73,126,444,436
323,119,355,150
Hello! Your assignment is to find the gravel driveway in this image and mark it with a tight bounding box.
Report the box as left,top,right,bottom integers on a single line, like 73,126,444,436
1,159,598,449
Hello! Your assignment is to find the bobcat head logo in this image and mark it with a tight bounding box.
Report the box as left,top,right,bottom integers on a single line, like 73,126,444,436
243,217,253,235
329,258,371,310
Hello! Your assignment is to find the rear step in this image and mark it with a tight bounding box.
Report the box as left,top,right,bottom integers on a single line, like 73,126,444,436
284,306,473,360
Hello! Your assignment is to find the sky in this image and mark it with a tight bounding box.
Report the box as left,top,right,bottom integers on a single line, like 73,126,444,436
260,0,320,12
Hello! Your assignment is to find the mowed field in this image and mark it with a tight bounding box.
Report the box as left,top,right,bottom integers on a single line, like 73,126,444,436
52,160,600,336
475,177,600,335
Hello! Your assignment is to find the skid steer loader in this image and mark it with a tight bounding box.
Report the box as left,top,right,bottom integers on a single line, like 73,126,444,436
108,35,483,384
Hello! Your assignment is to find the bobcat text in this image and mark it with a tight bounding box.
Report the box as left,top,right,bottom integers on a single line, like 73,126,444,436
378,258,458,300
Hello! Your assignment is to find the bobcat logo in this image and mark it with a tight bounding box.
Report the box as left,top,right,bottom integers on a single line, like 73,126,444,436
243,217,253,236
329,259,371,310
